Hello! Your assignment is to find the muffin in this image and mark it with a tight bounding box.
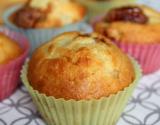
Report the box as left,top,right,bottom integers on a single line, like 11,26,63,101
75,0,136,19
3,0,92,53
11,0,86,28
94,5,160,74
0,33,22,64
0,27,29,101
21,32,141,125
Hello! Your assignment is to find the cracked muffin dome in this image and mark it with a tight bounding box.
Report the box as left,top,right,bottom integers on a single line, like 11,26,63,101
11,0,86,28
94,5,160,44
101,22,160,44
28,32,135,100
0,33,22,65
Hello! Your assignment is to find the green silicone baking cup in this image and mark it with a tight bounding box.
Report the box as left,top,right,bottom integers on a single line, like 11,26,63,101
76,0,137,19
21,58,141,125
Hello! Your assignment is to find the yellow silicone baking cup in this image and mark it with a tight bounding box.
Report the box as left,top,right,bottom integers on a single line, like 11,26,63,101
21,58,141,125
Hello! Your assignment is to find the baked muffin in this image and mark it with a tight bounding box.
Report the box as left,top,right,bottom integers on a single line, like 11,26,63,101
3,0,91,54
21,32,141,125
94,5,160,35
0,27,29,101
28,32,135,100
94,5,160,74
11,0,86,28
0,33,22,65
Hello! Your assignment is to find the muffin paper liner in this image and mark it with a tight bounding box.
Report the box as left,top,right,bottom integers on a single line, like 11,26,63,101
75,0,136,19
3,5,93,54
0,27,30,101
21,58,141,125
114,41,160,74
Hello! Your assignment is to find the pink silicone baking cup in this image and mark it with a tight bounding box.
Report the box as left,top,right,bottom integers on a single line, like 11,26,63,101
0,27,29,101
114,41,160,74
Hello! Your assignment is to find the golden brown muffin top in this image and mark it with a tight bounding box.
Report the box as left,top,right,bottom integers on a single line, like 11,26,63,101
96,22,160,44
94,5,160,44
0,33,22,65
28,32,135,100
12,0,86,28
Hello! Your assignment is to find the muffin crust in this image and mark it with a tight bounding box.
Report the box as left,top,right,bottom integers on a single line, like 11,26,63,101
12,0,86,28
96,22,160,44
94,5,160,44
28,32,135,100
0,33,22,65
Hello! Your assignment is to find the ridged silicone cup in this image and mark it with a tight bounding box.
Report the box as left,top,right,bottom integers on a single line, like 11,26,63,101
114,41,160,74
3,5,92,54
75,0,136,19
21,58,141,125
0,27,30,101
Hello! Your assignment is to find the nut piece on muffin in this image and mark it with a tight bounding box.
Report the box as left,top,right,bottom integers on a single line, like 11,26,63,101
0,33,22,65
11,0,86,28
28,31,135,100
94,5,160,44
